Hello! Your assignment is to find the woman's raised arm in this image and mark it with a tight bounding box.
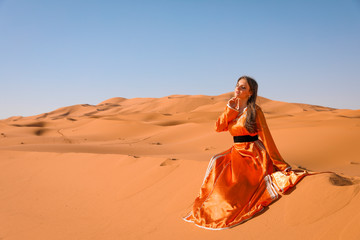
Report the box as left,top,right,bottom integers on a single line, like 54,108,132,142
215,100,240,132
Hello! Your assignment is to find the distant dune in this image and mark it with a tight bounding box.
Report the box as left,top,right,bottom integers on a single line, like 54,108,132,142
1,93,360,240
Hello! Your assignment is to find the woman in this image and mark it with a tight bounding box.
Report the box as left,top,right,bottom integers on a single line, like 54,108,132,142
183,76,307,230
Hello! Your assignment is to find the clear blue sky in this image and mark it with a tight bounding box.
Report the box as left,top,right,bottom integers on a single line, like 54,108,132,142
1,0,359,119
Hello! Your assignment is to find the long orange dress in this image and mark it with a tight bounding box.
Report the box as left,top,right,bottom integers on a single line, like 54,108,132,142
183,102,307,230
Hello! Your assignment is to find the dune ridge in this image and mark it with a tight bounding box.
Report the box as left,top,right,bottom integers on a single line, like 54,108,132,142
0,93,359,240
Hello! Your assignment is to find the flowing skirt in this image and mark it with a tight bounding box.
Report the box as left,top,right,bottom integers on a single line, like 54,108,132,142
183,140,306,230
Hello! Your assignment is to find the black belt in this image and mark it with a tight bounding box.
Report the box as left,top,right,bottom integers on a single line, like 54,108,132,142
233,135,258,143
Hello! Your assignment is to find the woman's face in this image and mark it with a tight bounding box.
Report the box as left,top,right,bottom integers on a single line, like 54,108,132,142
234,78,252,99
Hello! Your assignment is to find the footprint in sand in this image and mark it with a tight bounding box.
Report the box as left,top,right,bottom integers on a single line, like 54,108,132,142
350,161,360,165
204,146,216,151
160,158,178,166
329,173,355,186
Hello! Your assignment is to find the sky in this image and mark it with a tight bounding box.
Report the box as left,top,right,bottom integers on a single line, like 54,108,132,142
0,0,359,119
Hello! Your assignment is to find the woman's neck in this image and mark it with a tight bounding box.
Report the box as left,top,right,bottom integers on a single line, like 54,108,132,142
237,99,248,111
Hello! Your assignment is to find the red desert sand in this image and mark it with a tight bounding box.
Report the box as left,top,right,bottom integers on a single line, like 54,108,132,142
0,93,360,240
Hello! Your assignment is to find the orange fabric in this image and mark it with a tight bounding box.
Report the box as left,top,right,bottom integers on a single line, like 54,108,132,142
183,103,307,230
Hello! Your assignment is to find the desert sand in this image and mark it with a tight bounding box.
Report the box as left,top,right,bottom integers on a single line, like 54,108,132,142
1,93,360,240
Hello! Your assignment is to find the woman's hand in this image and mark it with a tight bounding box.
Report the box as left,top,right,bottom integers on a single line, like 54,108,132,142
228,97,240,110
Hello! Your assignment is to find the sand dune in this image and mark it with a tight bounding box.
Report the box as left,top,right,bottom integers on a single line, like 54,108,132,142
0,93,360,240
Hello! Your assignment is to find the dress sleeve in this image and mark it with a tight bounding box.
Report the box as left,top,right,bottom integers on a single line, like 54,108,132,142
215,102,239,132
256,106,291,171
